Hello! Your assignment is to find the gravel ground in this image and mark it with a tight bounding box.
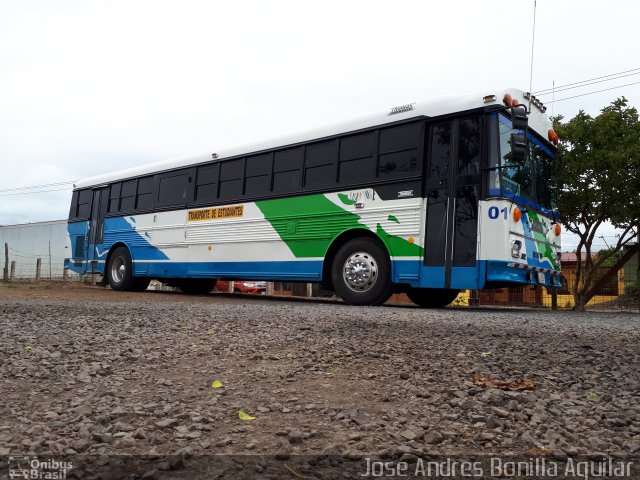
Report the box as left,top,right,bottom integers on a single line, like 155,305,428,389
0,283,639,479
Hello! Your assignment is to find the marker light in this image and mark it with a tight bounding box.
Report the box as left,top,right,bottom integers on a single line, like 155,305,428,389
483,94,496,103
554,224,561,236
513,207,522,222
512,98,519,106
548,129,559,145
503,94,513,106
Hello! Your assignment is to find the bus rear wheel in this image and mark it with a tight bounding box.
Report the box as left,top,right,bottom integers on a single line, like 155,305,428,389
406,287,459,308
331,238,392,306
107,246,149,292
178,279,218,295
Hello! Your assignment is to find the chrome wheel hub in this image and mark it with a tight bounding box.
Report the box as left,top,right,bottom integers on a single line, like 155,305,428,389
111,256,126,283
343,251,377,292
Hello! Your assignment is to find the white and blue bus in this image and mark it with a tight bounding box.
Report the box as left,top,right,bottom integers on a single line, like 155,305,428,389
66,88,561,307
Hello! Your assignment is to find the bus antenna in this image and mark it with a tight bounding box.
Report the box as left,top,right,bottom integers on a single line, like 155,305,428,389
528,0,537,112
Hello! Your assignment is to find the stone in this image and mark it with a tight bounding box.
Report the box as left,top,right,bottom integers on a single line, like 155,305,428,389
155,418,179,429
399,428,425,441
424,431,443,444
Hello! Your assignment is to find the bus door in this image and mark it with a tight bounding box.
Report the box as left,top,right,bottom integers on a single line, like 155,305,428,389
87,187,109,274
424,116,481,289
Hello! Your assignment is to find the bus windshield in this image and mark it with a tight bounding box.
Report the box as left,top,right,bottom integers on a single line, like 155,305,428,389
490,113,557,213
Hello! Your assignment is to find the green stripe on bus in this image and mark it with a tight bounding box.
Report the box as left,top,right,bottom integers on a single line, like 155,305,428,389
256,194,423,258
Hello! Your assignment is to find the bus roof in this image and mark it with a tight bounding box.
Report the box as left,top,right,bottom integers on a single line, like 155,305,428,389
75,87,552,189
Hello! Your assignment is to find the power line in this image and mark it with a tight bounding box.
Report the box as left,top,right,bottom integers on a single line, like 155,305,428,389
534,67,640,94
535,71,640,97
547,80,640,104
0,180,76,194
0,187,73,197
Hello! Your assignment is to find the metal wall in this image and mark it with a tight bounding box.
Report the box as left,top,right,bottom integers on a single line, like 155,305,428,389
0,220,73,279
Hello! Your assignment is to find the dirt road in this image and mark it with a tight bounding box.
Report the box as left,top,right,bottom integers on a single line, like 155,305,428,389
1,282,638,479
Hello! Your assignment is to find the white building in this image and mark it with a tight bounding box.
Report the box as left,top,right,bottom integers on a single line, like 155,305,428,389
0,219,72,279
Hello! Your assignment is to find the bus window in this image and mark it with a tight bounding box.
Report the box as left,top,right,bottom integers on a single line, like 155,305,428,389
157,169,191,207
457,117,481,175
219,159,244,199
304,141,337,188
136,176,154,211
378,123,422,178
245,154,272,196
498,115,533,202
273,148,302,192
76,189,92,219
108,183,121,213
120,180,137,211
195,164,219,202
339,132,376,184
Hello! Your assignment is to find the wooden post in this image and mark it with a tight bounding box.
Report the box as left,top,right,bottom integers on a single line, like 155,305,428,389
228,281,234,293
266,282,274,295
469,289,480,307
306,283,313,297
10,261,16,281
36,258,42,281
3,243,8,282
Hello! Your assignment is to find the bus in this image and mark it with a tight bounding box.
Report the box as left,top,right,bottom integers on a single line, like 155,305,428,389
66,88,561,307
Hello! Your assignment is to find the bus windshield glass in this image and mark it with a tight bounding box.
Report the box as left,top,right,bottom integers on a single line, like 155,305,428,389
491,113,557,213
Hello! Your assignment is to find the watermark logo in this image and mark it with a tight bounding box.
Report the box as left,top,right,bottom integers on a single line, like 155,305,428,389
8,456,73,480
359,456,634,478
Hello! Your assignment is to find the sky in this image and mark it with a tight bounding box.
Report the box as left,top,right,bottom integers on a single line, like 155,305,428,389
1,0,639,251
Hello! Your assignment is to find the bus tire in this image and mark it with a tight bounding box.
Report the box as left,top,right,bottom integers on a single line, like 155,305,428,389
406,287,459,308
106,246,137,291
178,279,218,295
331,238,392,306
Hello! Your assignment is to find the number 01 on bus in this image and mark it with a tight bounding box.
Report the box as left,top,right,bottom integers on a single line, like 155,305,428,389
66,88,561,307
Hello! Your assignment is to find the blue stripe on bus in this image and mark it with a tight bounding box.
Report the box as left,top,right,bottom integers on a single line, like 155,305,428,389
133,258,423,283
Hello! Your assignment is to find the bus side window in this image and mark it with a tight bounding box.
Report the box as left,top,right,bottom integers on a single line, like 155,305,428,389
339,132,376,184
157,169,191,207
219,159,244,200
136,176,155,211
195,164,219,203
457,117,481,175
273,148,303,193
108,183,121,213
245,154,272,196
119,180,137,212
304,140,337,188
68,191,79,219
378,123,421,178
76,189,93,219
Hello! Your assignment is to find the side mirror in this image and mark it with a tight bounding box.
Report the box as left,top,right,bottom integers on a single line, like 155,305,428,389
510,133,527,163
511,105,528,131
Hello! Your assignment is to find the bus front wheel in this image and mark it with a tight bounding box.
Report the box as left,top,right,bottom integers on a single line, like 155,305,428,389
107,246,149,291
331,238,392,306
406,287,459,308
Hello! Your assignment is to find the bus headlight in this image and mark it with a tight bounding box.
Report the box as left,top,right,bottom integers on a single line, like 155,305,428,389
511,240,522,258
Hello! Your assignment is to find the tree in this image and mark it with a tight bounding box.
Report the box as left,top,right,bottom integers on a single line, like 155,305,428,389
553,98,640,311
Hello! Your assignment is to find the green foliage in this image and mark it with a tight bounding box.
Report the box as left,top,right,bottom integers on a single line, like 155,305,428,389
553,98,640,310
596,247,623,267
553,98,640,232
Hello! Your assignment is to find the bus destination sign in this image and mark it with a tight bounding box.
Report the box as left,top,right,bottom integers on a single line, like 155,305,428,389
188,205,244,222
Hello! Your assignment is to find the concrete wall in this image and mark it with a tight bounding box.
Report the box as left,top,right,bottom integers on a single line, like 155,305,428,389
0,220,73,279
